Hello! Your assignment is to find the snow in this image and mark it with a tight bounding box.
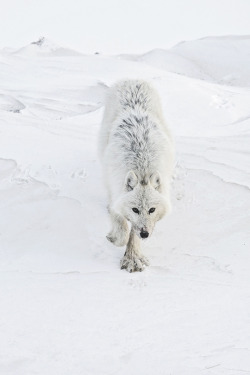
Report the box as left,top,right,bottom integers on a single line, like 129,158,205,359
0,36,250,374
123,35,250,87
13,37,83,57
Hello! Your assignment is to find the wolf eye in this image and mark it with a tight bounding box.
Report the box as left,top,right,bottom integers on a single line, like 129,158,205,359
132,208,139,214
149,208,155,214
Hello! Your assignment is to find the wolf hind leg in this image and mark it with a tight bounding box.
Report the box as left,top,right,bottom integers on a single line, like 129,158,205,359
120,229,150,272
106,209,129,247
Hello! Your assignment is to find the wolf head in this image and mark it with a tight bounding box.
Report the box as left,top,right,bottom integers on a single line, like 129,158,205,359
114,170,171,239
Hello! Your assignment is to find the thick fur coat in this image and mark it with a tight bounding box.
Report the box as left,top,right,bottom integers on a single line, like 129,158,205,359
98,80,175,272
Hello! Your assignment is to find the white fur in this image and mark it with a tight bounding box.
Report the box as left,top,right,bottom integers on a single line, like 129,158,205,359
98,80,175,272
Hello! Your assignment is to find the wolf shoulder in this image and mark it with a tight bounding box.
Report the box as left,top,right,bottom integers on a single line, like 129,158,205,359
98,79,173,157
108,80,167,124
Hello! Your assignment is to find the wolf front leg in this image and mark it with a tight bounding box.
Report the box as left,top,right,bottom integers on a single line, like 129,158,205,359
106,208,129,247
120,229,150,272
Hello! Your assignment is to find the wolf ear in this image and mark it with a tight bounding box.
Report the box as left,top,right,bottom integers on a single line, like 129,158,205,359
125,170,138,191
150,171,161,190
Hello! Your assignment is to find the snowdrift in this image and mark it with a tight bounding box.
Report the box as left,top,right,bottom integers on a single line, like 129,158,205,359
13,37,83,57
122,35,250,86
0,36,250,375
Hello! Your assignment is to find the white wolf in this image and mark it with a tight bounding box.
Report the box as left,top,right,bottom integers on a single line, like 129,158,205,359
98,80,174,272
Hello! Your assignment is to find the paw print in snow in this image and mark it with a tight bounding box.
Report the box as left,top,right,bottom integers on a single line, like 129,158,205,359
71,169,87,182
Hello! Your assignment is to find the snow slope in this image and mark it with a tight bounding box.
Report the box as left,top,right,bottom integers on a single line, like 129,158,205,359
122,35,250,87
13,37,83,57
0,37,250,375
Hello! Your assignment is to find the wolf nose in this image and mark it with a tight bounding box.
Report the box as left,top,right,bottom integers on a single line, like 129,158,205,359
140,230,149,238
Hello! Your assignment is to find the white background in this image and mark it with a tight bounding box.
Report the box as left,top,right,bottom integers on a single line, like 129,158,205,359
1,0,250,53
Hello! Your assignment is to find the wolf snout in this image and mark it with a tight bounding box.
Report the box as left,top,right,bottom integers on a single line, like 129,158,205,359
140,229,149,239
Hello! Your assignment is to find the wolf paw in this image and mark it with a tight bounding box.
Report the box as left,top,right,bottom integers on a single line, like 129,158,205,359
106,230,129,247
120,255,150,272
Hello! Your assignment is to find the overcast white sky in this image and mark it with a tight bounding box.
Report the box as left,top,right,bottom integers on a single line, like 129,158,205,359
1,0,250,54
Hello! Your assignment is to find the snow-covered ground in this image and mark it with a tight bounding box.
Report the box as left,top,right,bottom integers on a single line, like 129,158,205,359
0,36,250,375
